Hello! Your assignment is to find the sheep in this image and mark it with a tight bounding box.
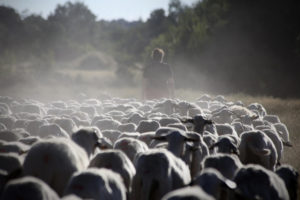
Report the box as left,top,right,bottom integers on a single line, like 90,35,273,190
125,113,146,125
276,165,299,200
71,116,90,127
0,153,22,174
211,108,234,124
1,176,60,200
71,127,103,158
196,100,209,110
117,123,137,132
18,136,40,146
94,119,121,131
159,117,181,127
0,140,29,155
161,186,215,200
233,164,289,200
167,123,188,131
152,129,200,159
0,130,21,142
192,168,236,199
183,132,209,177
209,135,239,155
197,94,212,101
215,124,240,144
274,123,292,147
26,119,47,136
11,128,30,138
101,130,122,144
13,119,28,129
239,130,278,170
231,121,253,137
105,110,125,120
152,99,177,115
118,132,140,139
0,103,11,116
64,168,126,200
203,132,218,154
114,137,148,162
201,153,242,180
37,123,69,139
53,118,77,135
61,194,82,200
79,105,97,118
0,116,16,130
247,102,267,117
0,123,6,131
131,149,191,200
88,150,136,192
262,129,284,164
136,120,160,133
264,115,281,124
137,131,156,146
181,115,213,134
23,138,89,196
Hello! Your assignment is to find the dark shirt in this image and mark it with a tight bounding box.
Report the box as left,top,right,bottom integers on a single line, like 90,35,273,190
143,61,173,88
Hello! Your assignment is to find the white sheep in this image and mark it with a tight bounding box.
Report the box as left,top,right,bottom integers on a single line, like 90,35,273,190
239,130,278,170
114,137,148,162
136,120,160,133
0,140,29,155
276,164,299,200
117,123,137,132
1,176,60,200
209,135,239,155
0,130,21,142
131,149,191,200
262,129,283,164
53,117,77,135
234,164,289,200
192,168,236,199
201,153,242,180
88,150,136,192
152,129,199,159
247,102,267,117
23,138,89,196
101,130,122,144
64,168,126,200
71,127,103,158
274,123,292,147
0,153,22,174
137,131,156,146
161,186,215,200
38,124,70,138
263,115,281,124
94,119,121,131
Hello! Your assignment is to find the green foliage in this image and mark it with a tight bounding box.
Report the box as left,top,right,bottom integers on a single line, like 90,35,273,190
0,0,300,97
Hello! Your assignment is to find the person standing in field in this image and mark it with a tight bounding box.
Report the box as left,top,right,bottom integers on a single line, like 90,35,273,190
142,48,175,100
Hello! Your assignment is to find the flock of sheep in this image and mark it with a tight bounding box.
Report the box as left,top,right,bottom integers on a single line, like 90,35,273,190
0,94,298,200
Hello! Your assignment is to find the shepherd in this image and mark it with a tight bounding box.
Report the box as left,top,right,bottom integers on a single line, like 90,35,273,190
142,48,175,100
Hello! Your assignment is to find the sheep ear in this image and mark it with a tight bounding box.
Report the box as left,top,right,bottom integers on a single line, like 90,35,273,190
151,136,167,141
221,179,237,190
282,141,293,147
249,144,271,156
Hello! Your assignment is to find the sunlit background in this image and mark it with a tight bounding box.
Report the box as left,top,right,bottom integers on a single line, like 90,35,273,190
0,0,300,100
